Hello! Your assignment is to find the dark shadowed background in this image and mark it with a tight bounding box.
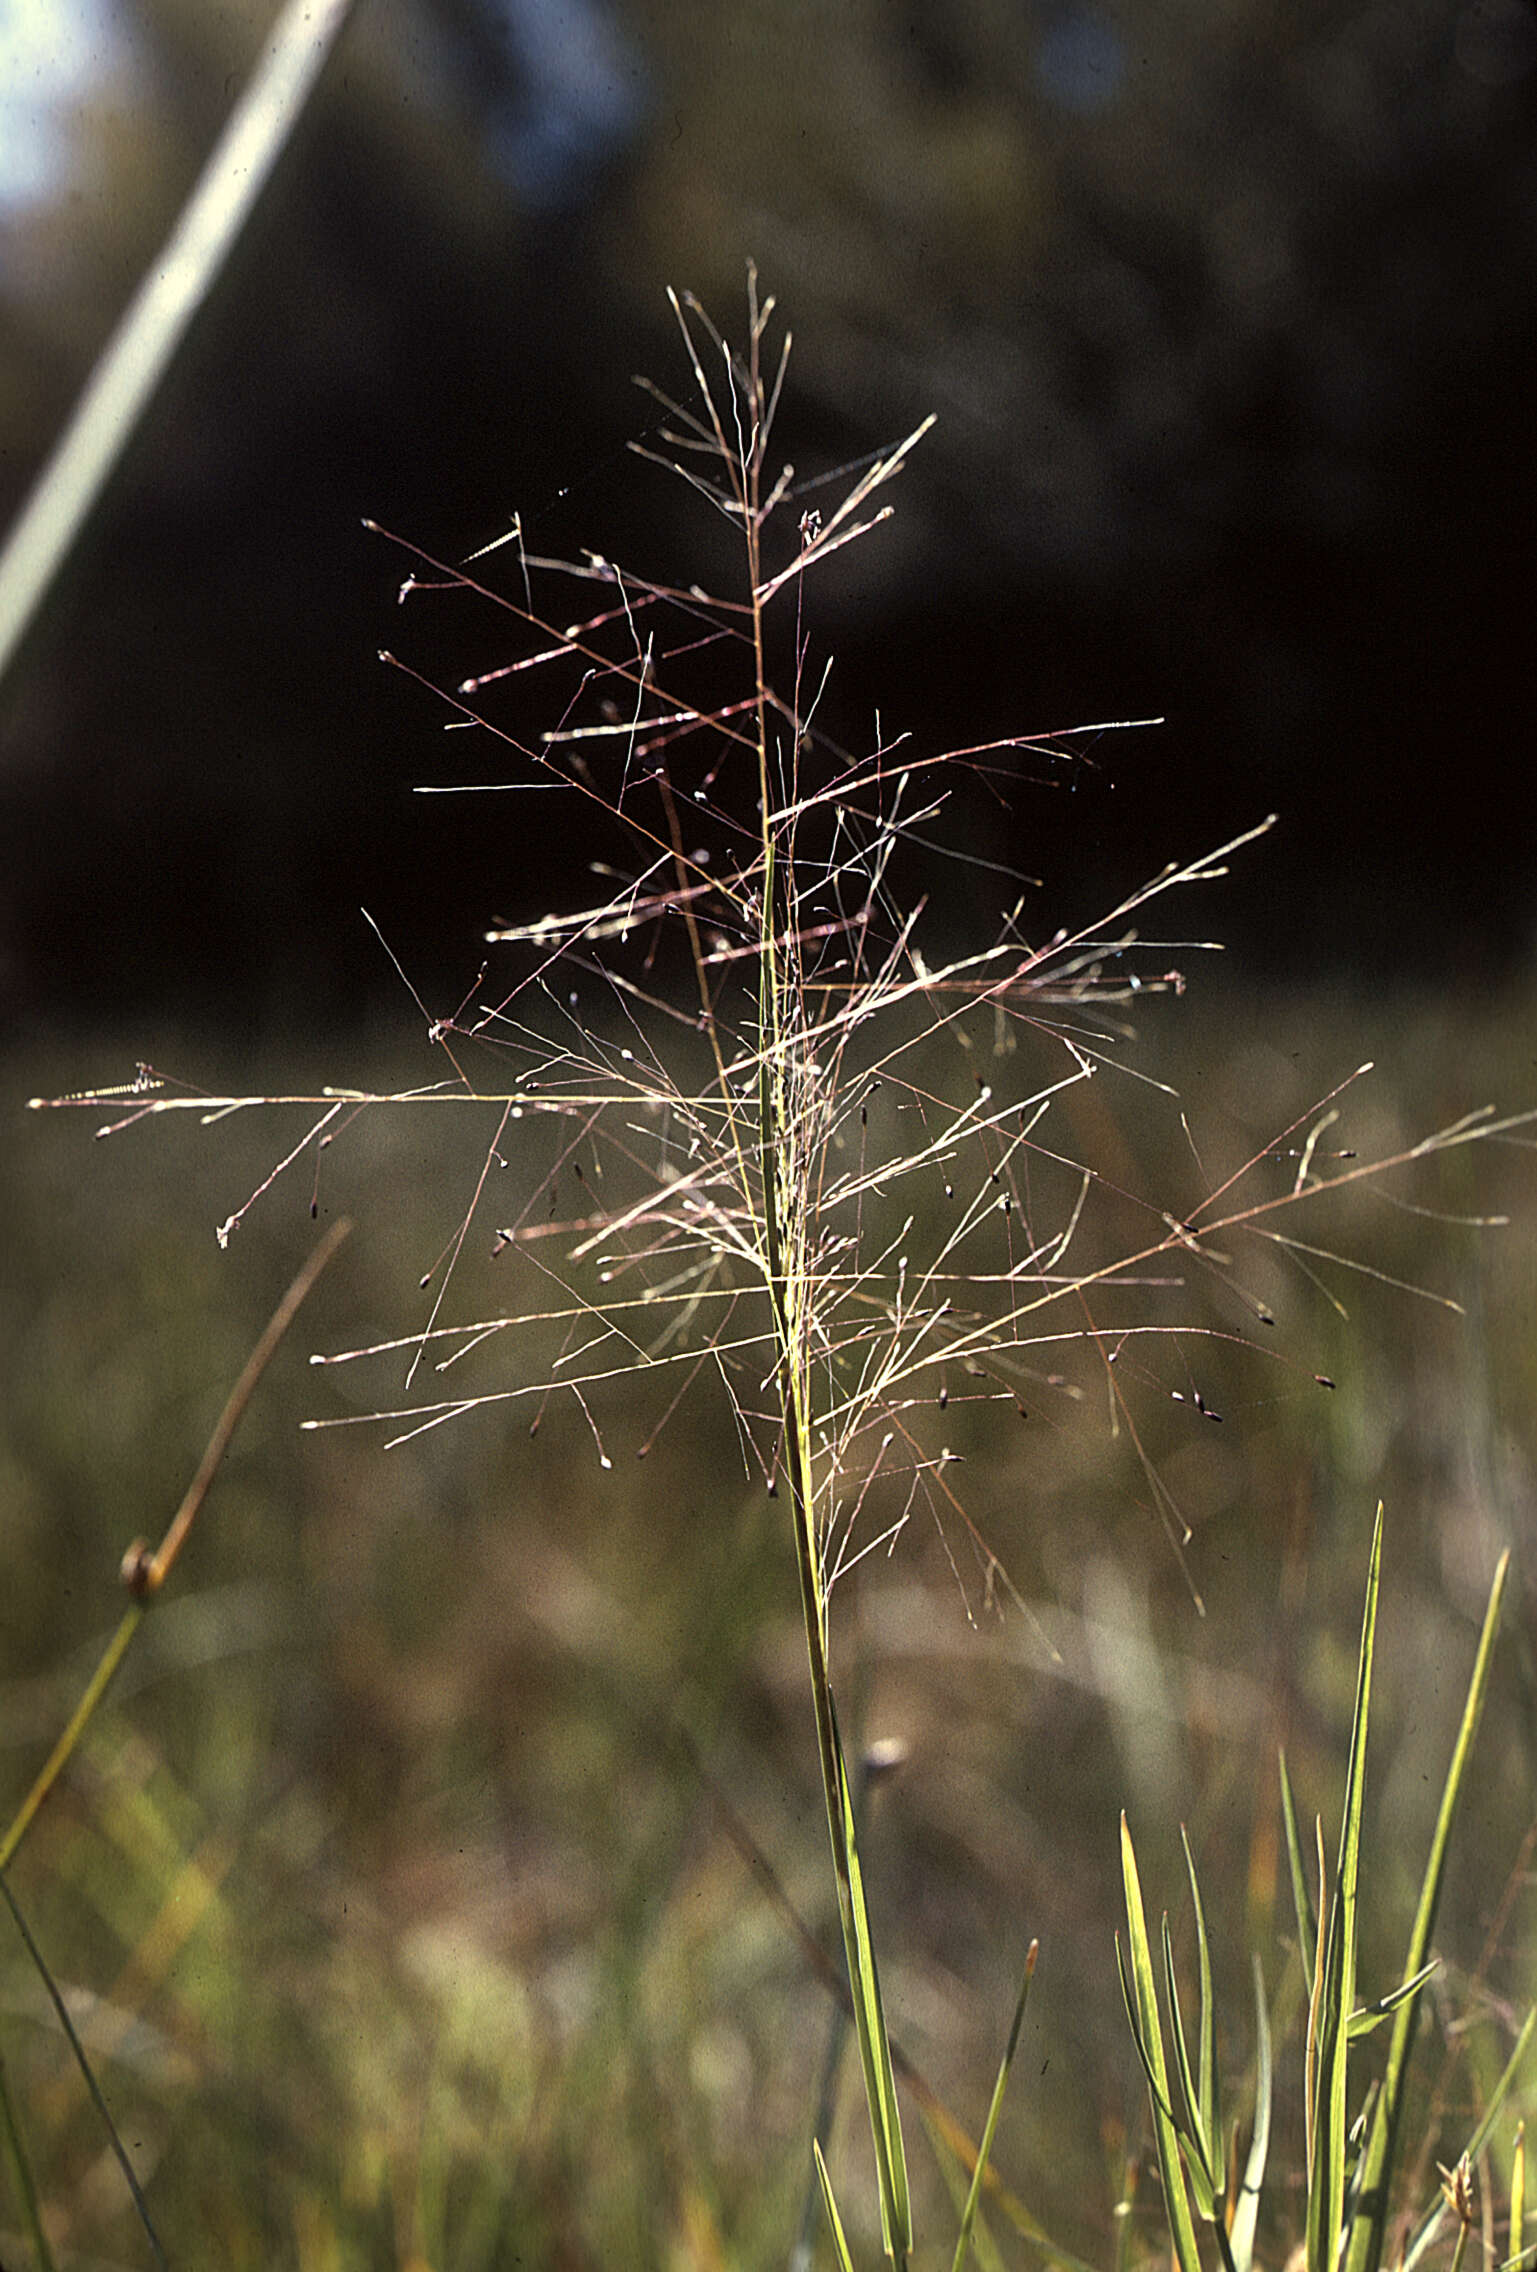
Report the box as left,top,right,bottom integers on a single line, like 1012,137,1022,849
3,0,1535,1040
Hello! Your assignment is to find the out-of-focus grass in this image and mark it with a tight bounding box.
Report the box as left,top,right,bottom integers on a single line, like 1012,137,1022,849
3,975,1534,2266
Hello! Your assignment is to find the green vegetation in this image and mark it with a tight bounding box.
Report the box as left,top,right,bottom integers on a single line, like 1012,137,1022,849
6,280,1535,2266
1120,1509,1525,2272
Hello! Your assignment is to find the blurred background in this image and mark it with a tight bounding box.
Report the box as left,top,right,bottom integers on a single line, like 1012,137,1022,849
3,1,1536,2263
2,0,1535,1027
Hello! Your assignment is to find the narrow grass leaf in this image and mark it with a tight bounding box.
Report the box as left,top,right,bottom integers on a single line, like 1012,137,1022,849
816,2137,859,2272
1345,1958,1438,2038
949,1939,1038,2272
1343,1548,1510,2272
1510,2120,1525,2271
1119,1813,1202,2272
1304,1814,1328,2188
1117,1932,1180,2128
1280,1749,1317,1995
1182,1826,1219,2164
1306,1501,1382,2272
1161,1908,1218,2212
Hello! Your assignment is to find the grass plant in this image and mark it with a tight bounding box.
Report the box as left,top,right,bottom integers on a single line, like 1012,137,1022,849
18,273,1537,2264
1119,1506,1527,2272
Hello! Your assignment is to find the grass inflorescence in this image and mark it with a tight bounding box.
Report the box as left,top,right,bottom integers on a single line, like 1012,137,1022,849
20,272,1537,2266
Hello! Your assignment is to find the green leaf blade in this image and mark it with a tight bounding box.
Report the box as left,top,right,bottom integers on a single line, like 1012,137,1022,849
1120,1813,1203,2272
1343,1546,1510,2272
949,1940,1038,2272
1307,1502,1383,2272
816,2137,859,2272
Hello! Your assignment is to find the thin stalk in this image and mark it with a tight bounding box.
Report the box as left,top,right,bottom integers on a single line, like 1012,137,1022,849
949,1939,1039,2272
1343,1548,1510,2272
0,1219,349,1871
0,2038,56,2272
0,1872,168,2269
0,1606,143,1873
730,299,909,2258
